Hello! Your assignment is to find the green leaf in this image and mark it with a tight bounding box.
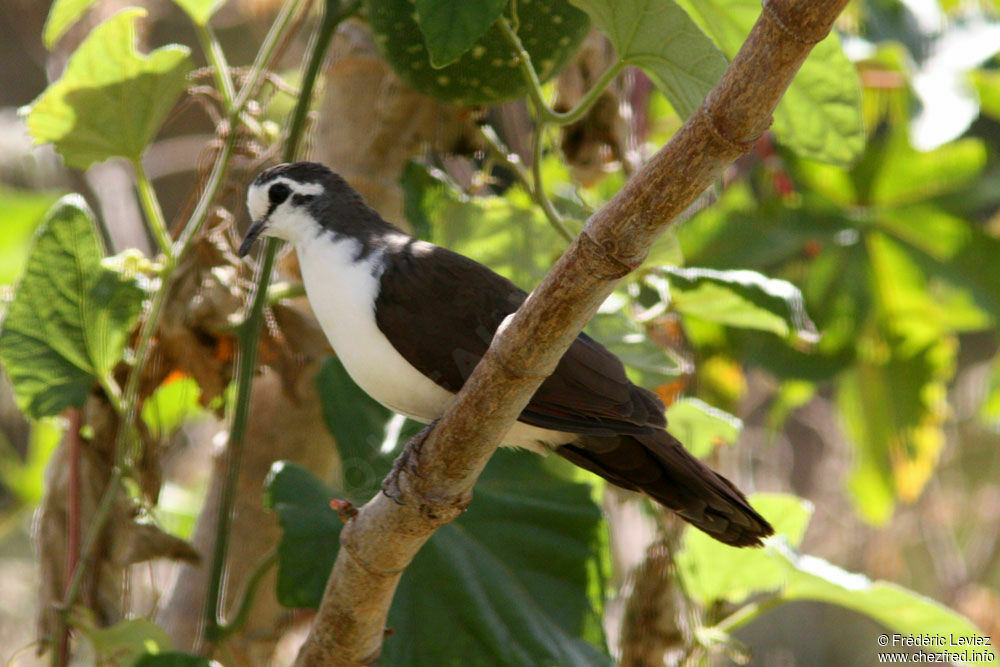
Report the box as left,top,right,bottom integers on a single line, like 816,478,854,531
586,309,685,389
402,161,564,290
265,461,343,608
775,543,994,660
171,0,225,26
25,8,193,169
315,356,397,499
972,68,1000,122
0,196,145,418
384,449,609,665
677,493,812,605
42,0,99,48
676,0,864,165
659,267,818,343
867,137,987,207
0,185,63,285
141,375,205,439
664,397,741,458
837,331,955,525
267,451,611,664
72,611,173,666
0,417,63,506
570,0,727,119
415,0,507,68
134,652,211,667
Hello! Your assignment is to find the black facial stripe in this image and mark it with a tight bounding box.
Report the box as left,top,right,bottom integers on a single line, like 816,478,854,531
291,193,315,206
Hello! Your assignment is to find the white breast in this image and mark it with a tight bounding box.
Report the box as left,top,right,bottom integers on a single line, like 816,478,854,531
295,234,573,453
296,234,455,422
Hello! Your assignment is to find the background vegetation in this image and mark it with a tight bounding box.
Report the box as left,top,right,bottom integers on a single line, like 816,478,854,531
0,0,998,664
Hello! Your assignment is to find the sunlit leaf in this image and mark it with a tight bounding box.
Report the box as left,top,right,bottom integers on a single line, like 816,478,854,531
25,8,193,168
838,330,955,524
660,267,819,343
676,0,864,165
72,610,173,666
677,493,812,605
0,185,63,285
42,0,99,48
867,137,986,207
415,0,507,67
664,397,741,458
571,0,726,119
171,0,225,26
776,543,993,659
141,375,204,439
0,196,145,418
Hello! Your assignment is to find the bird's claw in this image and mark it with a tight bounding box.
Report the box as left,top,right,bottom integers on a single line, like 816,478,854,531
381,420,438,504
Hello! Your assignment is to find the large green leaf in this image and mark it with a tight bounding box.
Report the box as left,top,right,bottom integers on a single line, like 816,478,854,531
383,449,609,666
0,186,63,285
266,451,610,664
571,0,727,119
676,0,864,165
659,267,818,343
264,461,344,608
775,543,993,661
415,0,507,67
0,196,145,418
25,8,193,169
677,493,812,605
866,137,987,208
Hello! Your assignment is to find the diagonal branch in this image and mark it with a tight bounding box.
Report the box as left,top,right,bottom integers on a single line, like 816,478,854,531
294,0,850,664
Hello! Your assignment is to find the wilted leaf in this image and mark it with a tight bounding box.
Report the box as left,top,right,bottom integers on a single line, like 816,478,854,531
25,8,193,168
0,196,145,418
415,0,507,67
571,0,727,119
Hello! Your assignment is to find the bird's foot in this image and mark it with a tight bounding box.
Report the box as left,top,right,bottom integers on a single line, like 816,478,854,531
381,420,437,505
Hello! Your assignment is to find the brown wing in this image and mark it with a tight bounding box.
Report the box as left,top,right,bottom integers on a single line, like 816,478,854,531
374,238,665,435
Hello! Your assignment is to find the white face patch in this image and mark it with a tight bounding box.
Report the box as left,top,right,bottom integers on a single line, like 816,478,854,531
246,177,326,246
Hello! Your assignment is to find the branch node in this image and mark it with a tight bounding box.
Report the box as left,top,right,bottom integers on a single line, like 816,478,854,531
340,525,407,578
699,103,762,155
761,0,825,45
579,230,644,278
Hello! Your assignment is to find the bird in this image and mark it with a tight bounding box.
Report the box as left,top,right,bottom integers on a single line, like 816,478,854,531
238,161,773,547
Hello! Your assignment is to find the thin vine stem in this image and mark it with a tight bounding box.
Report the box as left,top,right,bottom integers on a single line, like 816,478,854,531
133,162,175,262
711,594,784,635
530,121,573,241
476,124,573,242
210,547,278,640
496,17,625,126
196,22,236,112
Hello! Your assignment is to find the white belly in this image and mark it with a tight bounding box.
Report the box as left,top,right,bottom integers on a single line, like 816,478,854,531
295,235,574,453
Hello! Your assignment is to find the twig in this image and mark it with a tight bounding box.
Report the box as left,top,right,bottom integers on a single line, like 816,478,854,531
294,0,850,663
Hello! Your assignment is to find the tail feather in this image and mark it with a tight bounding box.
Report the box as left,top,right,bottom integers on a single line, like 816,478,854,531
555,430,773,547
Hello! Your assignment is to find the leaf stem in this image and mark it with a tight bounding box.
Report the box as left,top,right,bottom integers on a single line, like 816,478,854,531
133,162,175,263
209,547,278,640
531,122,573,241
476,124,573,242
496,17,625,126
711,594,784,635
196,22,236,112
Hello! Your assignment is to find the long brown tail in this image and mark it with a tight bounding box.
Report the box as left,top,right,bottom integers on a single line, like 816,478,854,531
555,430,773,547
